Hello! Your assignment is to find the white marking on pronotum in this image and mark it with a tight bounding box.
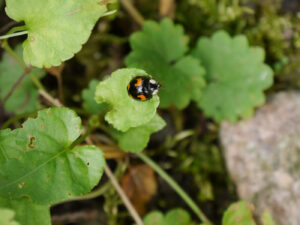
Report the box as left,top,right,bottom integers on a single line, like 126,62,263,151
149,79,156,84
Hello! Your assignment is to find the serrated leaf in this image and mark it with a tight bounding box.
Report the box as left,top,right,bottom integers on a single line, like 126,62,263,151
0,208,20,225
82,79,107,114
191,31,273,122
5,0,108,68
222,201,256,225
0,45,45,113
125,18,206,109
118,114,165,152
0,197,50,225
0,107,105,205
95,68,160,132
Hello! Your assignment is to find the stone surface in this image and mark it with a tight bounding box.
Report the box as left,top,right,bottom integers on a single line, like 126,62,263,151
220,91,300,225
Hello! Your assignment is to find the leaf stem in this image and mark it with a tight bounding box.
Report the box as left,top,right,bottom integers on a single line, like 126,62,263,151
136,152,213,225
0,31,28,40
1,41,46,91
70,126,93,149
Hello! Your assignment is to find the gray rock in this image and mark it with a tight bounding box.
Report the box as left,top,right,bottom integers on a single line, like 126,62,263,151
220,92,300,225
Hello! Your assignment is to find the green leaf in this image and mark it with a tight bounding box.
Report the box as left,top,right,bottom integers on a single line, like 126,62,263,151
191,30,273,122
222,201,256,225
142,208,193,225
0,45,45,113
118,114,165,152
5,0,108,68
144,211,165,225
95,68,160,132
82,79,107,114
165,208,191,225
0,208,20,225
125,18,206,109
261,210,275,225
0,197,50,225
0,107,105,205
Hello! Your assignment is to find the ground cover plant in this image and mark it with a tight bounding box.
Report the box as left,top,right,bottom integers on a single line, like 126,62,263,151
0,0,298,224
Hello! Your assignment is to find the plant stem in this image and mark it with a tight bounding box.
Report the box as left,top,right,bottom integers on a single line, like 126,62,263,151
2,41,46,91
120,0,145,26
104,165,144,225
2,41,26,68
39,89,62,107
0,31,28,40
0,67,32,108
136,152,213,225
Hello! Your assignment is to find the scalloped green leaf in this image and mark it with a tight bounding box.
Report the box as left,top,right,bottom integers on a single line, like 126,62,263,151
95,68,160,132
0,45,45,113
5,0,108,68
0,197,50,225
82,79,107,114
191,31,273,122
222,201,256,225
118,114,165,152
0,107,105,205
125,18,206,109
0,208,20,225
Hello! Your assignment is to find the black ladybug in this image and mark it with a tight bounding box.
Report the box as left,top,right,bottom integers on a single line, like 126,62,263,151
127,76,160,101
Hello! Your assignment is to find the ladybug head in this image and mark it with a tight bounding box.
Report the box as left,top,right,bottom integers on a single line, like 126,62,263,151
149,79,161,96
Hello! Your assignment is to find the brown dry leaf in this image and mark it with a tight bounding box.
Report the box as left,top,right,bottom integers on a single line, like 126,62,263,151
121,164,157,215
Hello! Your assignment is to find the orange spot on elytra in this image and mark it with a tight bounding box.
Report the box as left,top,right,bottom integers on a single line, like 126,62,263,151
134,78,142,87
127,83,130,90
137,95,146,101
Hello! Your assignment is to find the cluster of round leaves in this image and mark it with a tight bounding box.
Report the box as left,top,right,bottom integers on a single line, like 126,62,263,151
137,201,270,225
0,107,106,225
125,18,273,123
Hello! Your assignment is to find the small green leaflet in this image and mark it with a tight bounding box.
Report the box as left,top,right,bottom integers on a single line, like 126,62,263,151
0,45,45,113
118,114,165,152
82,79,107,114
0,107,105,205
95,68,160,132
222,201,256,225
5,0,108,68
126,18,206,109
0,197,50,225
141,208,193,225
191,31,273,122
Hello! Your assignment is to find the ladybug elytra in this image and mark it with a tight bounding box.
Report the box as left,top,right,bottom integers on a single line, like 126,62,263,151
127,76,160,101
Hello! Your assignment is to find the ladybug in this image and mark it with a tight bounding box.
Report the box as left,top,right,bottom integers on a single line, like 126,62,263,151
127,76,161,101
